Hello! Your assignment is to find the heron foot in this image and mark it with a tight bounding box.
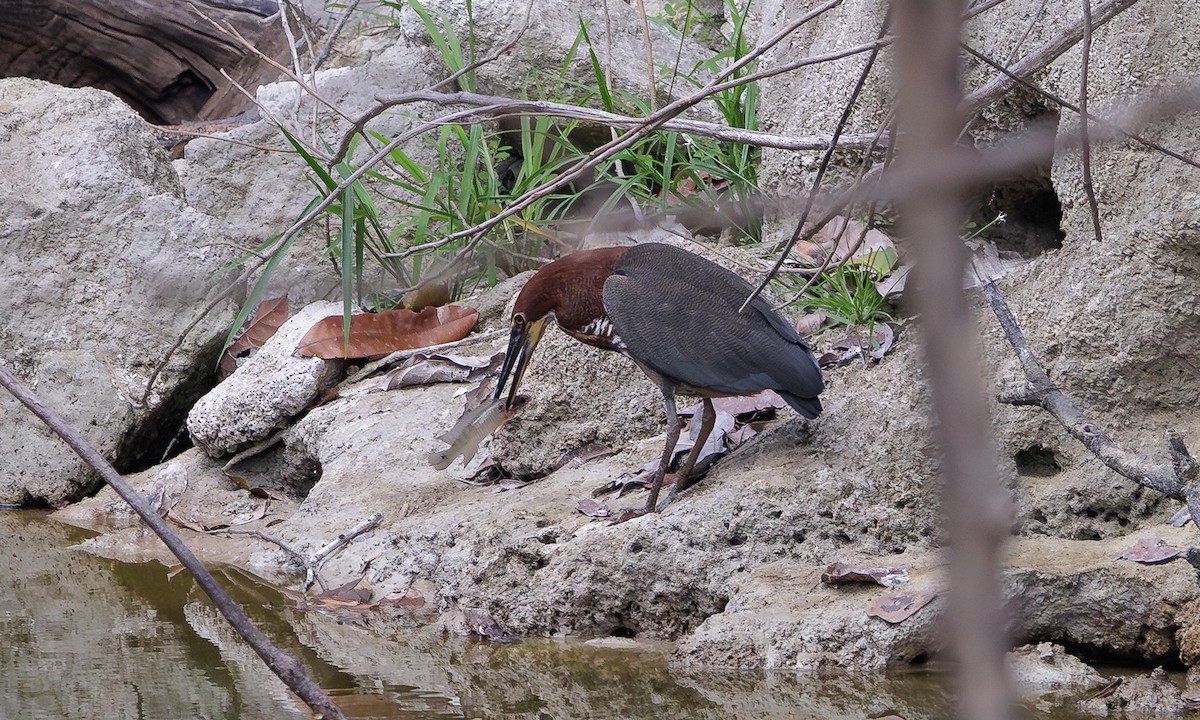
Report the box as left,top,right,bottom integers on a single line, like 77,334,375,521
612,487,666,523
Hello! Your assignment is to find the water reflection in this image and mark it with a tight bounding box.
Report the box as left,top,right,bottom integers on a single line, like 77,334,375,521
0,510,975,720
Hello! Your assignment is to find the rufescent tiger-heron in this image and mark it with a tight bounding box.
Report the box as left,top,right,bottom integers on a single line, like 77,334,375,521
494,242,824,518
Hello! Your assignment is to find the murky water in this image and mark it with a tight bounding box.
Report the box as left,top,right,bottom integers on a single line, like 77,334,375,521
0,510,1091,720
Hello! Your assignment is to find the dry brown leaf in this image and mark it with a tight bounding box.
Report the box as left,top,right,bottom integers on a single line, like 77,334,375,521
401,278,451,311
807,216,895,266
556,442,616,470
376,352,502,391
867,591,936,624
577,498,611,518
221,296,289,376
314,577,373,607
1114,537,1182,565
795,311,827,336
820,324,897,367
822,562,910,588
378,587,427,609
166,509,209,533
465,608,516,643
296,305,479,359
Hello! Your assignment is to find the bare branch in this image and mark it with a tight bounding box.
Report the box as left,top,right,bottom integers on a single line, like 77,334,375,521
372,88,885,151
960,44,1200,169
962,0,1140,116
985,281,1200,513
0,363,347,720
895,2,1013,719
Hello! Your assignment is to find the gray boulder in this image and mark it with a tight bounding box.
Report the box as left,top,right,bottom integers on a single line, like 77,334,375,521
0,78,238,504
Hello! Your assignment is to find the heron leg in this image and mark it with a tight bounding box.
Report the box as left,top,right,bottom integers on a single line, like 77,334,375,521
660,397,715,510
641,384,681,515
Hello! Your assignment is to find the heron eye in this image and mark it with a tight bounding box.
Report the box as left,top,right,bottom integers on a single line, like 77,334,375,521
514,314,526,327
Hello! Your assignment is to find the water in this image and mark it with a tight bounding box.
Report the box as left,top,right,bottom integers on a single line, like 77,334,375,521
0,510,1079,720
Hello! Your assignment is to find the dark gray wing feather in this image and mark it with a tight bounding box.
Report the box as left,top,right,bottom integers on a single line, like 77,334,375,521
603,244,823,418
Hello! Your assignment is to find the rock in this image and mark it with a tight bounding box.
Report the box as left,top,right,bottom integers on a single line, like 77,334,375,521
1009,643,1107,696
0,78,238,504
392,0,713,105
187,301,344,458
25,0,1200,682
1077,667,1186,716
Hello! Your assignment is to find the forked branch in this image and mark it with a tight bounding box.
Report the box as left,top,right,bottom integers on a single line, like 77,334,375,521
983,281,1200,523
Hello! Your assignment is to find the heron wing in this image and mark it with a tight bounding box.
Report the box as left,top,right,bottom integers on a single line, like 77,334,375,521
603,244,823,416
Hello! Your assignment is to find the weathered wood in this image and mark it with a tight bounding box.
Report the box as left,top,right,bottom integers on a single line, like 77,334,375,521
0,0,291,123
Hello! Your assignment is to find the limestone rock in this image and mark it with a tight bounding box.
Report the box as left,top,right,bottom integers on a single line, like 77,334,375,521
187,302,343,458
1078,667,1185,716
1009,642,1107,696
0,78,238,504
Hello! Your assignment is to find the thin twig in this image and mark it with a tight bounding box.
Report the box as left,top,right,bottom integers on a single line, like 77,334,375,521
746,7,892,313
962,0,1139,117
313,0,362,72
0,363,346,720
633,0,658,113
737,0,1141,313
216,512,384,592
331,0,535,164
960,44,1200,169
1078,0,1104,243
372,88,884,151
433,3,859,250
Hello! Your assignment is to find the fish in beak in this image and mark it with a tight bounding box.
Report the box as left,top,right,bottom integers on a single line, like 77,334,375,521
494,315,548,409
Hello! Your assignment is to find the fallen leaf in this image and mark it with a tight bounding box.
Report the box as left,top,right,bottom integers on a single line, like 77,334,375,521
1115,537,1182,565
401,279,451,311
795,312,826,336
577,498,611,518
314,577,374,607
221,296,289,376
465,608,516,643
296,305,479,359
791,240,826,264
379,587,427,609
684,391,787,420
228,505,266,526
805,216,896,270
377,351,503,391
820,324,898,366
248,487,287,501
821,562,910,588
166,509,209,532
725,424,759,445
869,323,896,361
555,443,616,470
876,264,911,298
867,591,936,624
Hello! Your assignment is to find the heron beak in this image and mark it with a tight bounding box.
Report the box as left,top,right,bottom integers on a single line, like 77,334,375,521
494,316,548,409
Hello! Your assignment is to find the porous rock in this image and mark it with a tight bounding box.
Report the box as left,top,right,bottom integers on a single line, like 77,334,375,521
0,78,237,504
1009,643,1107,696
187,302,344,458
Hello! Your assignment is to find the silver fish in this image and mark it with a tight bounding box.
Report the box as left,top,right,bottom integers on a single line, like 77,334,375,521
427,396,528,470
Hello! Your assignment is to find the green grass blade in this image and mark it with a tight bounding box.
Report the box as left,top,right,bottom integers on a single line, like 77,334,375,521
579,20,616,113
340,184,355,353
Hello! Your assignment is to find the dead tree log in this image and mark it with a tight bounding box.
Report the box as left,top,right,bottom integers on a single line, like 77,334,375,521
0,0,292,123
